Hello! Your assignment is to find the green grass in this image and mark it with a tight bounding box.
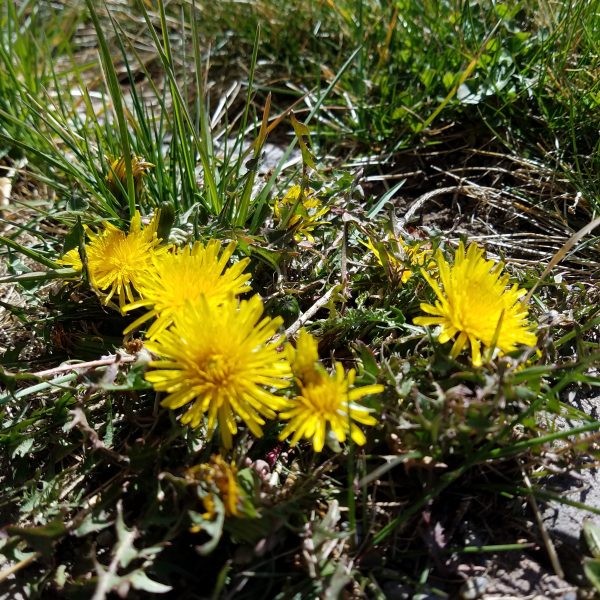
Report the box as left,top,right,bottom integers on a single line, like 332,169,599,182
1,0,599,597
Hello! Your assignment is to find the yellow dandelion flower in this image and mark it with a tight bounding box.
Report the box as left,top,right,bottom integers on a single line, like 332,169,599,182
413,241,537,367
285,328,326,386
60,247,83,272
145,295,291,448
279,363,383,453
187,455,241,520
274,185,329,243
106,155,153,201
361,236,434,284
123,240,251,339
59,210,166,312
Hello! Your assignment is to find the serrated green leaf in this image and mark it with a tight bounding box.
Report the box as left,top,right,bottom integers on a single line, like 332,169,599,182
11,436,34,458
62,217,85,254
235,468,259,518
189,501,225,556
129,570,172,594
239,241,283,271
583,518,600,558
584,557,600,591
354,341,379,379
6,519,67,557
115,506,138,569
74,510,113,538
290,112,316,170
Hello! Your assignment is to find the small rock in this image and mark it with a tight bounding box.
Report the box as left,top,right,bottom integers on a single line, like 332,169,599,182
459,575,489,599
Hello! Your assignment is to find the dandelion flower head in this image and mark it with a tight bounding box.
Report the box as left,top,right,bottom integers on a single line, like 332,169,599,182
279,334,383,452
414,241,537,366
59,210,165,312
274,185,329,243
106,155,154,200
145,295,291,448
124,240,251,339
286,328,327,386
186,455,241,520
361,235,433,284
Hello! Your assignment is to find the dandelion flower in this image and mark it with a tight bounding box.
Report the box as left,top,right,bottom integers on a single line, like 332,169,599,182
59,210,166,312
145,295,291,448
361,236,433,284
187,455,241,520
274,185,329,243
123,240,251,339
414,241,537,366
286,328,326,386
59,247,83,273
279,362,383,452
106,155,153,202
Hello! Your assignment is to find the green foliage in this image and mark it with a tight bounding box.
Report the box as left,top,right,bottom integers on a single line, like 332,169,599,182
184,0,599,212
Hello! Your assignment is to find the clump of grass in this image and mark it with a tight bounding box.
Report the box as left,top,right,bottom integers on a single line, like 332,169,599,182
1,1,599,598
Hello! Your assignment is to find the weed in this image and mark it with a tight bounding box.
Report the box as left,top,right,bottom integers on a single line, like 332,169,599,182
1,1,599,598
